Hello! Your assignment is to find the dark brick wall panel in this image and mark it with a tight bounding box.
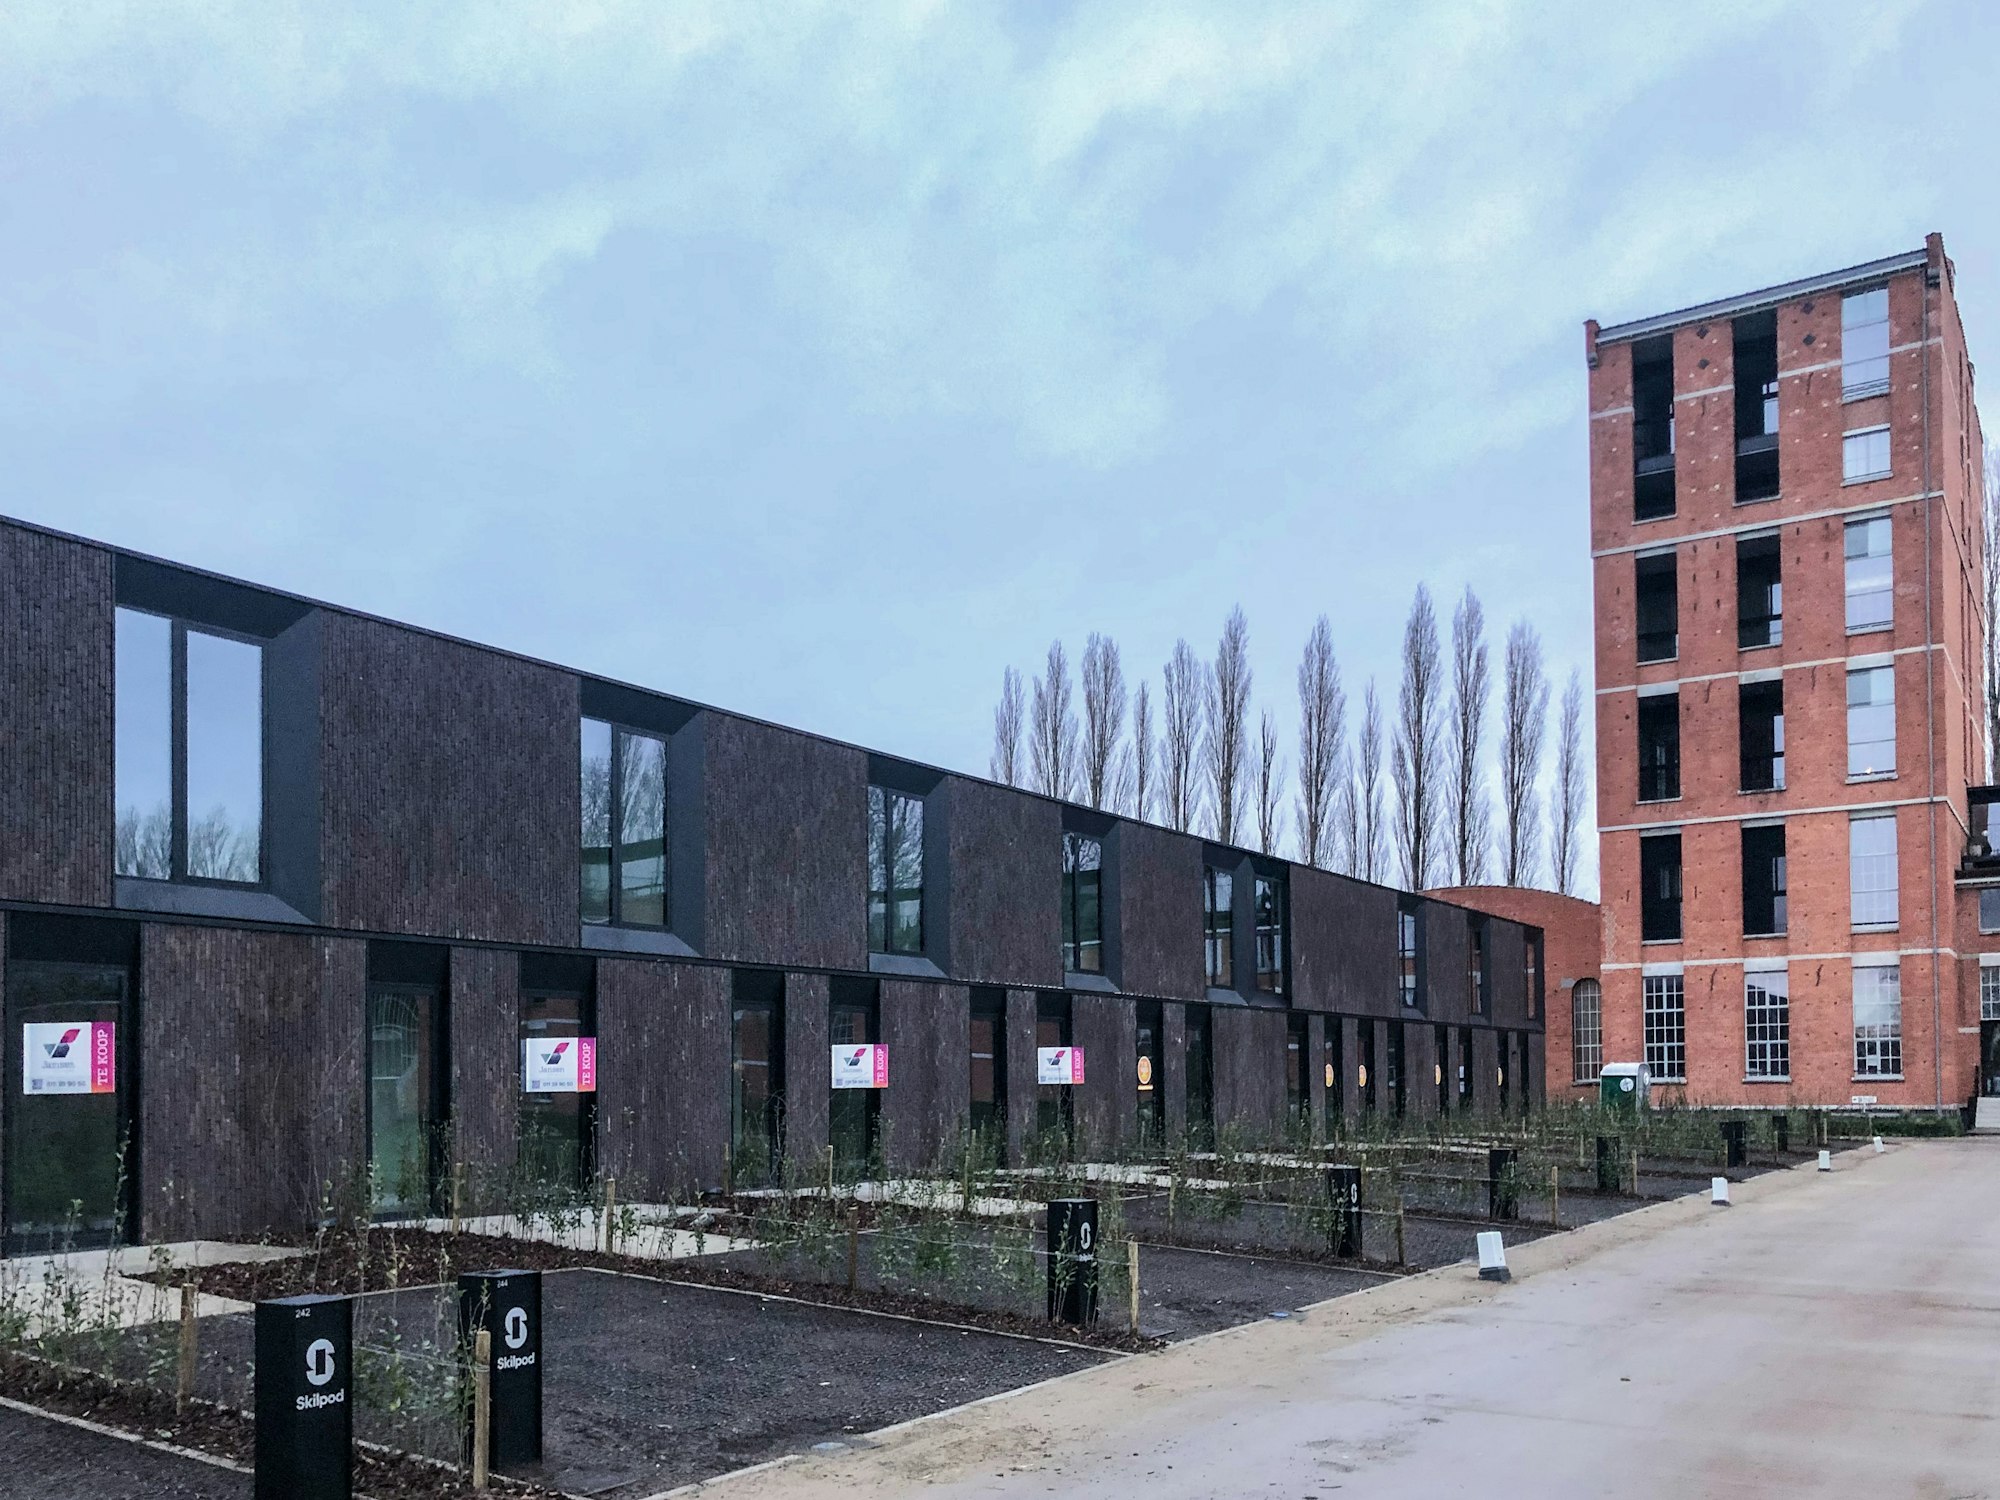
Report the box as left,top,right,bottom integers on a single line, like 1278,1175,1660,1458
946,778,1061,989
1306,1012,1327,1139
1162,1002,1187,1140
449,946,518,1190
1212,1007,1285,1143
1424,902,1473,1022
1071,992,1134,1157
1114,823,1204,1001
140,925,365,1240
1486,920,1529,1027
702,717,867,971
597,958,729,1197
0,525,113,907
1003,988,1038,1164
880,981,968,1170
1291,869,1397,1016
1338,1017,1362,1127
320,615,576,945
783,972,832,1176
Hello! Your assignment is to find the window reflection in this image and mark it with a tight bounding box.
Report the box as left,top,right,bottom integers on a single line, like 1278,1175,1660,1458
867,786,924,955
185,630,262,882
579,718,668,928
1061,833,1103,974
114,609,172,880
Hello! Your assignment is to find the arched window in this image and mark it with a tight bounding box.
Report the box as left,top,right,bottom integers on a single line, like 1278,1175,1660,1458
1571,979,1603,1084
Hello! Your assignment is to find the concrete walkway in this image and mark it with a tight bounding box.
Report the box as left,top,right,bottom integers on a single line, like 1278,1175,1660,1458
685,1139,2000,1500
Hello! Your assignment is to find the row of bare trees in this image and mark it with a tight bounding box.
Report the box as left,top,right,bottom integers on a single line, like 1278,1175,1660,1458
989,591,1591,895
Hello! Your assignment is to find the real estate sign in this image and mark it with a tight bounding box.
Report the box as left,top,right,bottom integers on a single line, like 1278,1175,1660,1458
1037,1046,1085,1086
521,1036,597,1093
830,1043,889,1090
22,1022,116,1095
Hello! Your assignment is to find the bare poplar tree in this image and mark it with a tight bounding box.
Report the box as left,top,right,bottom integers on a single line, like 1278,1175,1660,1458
1161,640,1203,832
1294,615,1345,868
1338,680,1386,881
1028,639,1078,800
1498,621,1550,885
1552,669,1586,896
1445,587,1491,885
1078,633,1128,810
1391,586,1444,890
1203,606,1252,843
990,666,1024,787
1255,709,1286,855
1129,682,1155,821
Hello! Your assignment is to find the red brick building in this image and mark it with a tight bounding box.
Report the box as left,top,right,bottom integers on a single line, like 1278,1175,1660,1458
1429,886,1601,1098
1587,234,1990,1111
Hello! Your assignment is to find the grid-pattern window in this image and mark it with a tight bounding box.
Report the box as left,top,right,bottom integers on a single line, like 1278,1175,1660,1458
1571,979,1603,1084
1844,426,1891,484
1853,965,1902,1079
1981,963,2000,1020
1844,517,1893,632
1849,815,1899,927
1203,867,1233,988
1847,665,1895,776
1643,974,1686,1082
867,786,924,955
1060,833,1103,974
1396,903,1420,1008
1253,875,1286,994
1743,967,1790,1081
1842,288,1891,400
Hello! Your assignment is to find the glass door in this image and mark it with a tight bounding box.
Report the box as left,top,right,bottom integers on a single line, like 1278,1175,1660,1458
368,983,443,1217
519,987,591,1191
1135,1002,1163,1149
1185,1006,1214,1151
829,998,879,1172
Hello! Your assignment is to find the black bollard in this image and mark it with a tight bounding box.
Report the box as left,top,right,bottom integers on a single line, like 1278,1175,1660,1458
1595,1135,1619,1193
1327,1165,1363,1258
460,1270,543,1468
255,1294,352,1500
1721,1120,1747,1171
1487,1147,1519,1221
1773,1113,1790,1153
1046,1199,1099,1324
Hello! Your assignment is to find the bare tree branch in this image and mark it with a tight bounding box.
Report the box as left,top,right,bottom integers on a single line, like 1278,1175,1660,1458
1446,586,1491,885
1392,585,1444,890
1294,615,1345,868
1203,606,1252,843
1161,639,1203,832
1028,639,1078,800
1552,669,1586,896
1255,708,1286,856
989,665,1024,787
1079,633,1127,811
1129,682,1154,821
1339,680,1386,881
1499,621,1550,885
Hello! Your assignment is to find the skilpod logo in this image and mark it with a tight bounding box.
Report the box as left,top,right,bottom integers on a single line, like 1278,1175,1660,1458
495,1304,537,1372
295,1337,347,1412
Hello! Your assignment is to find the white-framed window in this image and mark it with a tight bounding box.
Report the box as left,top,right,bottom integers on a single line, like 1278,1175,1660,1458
1981,959,2000,1020
1643,973,1686,1083
1571,979,1603,1084
1853,962,1902,1079
1744,966,1790,1081
1842,288,1891,400
1849,814,1899,928
1844,426,1891,484
1844,516,1893,632
1846,665,1895,777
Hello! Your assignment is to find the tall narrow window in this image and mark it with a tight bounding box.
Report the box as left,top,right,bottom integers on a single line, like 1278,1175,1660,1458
969,990,1007,1146
1396,901,1421,1008
830,984,881,1169
1468,917,1488,1014
1743,966,1790,1081
1736,533,1782,648
367,980,445,1217
1844,516,1893,632
1642,974,1686,1082
115,607,264,885
580,719,668,927
1843,426,1891,484
1983,889,2000,936
867,786,924,955
1571,979,1603,1084
1135,1000,1163,1144
731,972,784,1186
1632,336,1676,521
1741,824,1787,936
1738,681,1785,792
1640,833,1682,943
1635,551,1678,663
1841,288,1891,400
1185,1005,1214,1149
1849,815,1899,928
1285,1015,1308,1123
1637,693,1680,802
1853,963,1903,1079
1981,961,2000,1019
1254,875,1286,994
1061,833,1103,974
1847,665,1896,776
1203,867,1234,988
1525,930,1544,1020
1733,311,1780,503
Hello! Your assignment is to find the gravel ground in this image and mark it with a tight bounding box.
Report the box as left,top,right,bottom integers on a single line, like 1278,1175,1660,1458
0,1402,250,1500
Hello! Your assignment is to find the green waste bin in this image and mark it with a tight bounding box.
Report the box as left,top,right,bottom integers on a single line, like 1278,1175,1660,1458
1599,1063,1648,1117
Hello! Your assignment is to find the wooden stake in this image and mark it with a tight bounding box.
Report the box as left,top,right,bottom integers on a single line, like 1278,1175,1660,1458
1550,1164,1561,1228
1394,1184,1407,1268
451,1161,465,1235
1629,1148,1640,1196
176,1283,197,1414
602,1175,617,1254
1127,1239,1140,1334
825,1144,836,1199
472,1328,492,1489
846,1214,859,1292
723,1143,734,1199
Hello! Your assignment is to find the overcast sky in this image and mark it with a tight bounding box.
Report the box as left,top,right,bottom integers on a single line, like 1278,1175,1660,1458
4,1,1996,897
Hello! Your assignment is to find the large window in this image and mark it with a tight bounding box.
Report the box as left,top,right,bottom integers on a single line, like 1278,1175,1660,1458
1849,815,1899,928
581,718,667,927
1061,833,1103,974
731,972,784,1186
1396,900,1420,1008
1741,824,1787,936
1571,979,1603,1083
1853,963,1902,1079
1640,833,1682,943
368,981,445,1217
867,786,925,955
1468,917,1488,1014
1203,867,1233,988
1638,693,1680,802
1642,973,1686,1082
1842,287,1891,400
1254,875,1286,994
1736,533,1782,648
115,607,263,885
1847,665,1895,777
1843,426,1891,484
1844,516,1893,632
1743,966,1790,1081
1981,961,2000,1020
1739,681,1785,792
970,990,1006,1145
1635,551,1678,663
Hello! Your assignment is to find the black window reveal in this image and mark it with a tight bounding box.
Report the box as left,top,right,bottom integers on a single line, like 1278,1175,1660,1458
1736,533,1782,648
1741,824,1788,936
1733,310,1780,503
1135,1000,1163,1146
1356,1018,1376,1115
1035,994,1074,1157
732,971,785,1187
1468,918,1488,1014
970,989,1007,1149
1254,874,1286,994
1061,833,1103,974
1637,693,1680,802
1397,900,1421,1008
867,786,925,956
581,718,668,927
1640,833,1683,943
830,980,881,1171
1203,867,1234,988
1285,1015,1308,1126
1739,680,1785,792
1635,552,1678,664
1185,1004,1215,1149
1632,335,1677,521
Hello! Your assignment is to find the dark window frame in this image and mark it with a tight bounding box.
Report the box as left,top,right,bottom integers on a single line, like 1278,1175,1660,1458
1397,899,1422,1009
1738,680,1786,793
1061,831,1104,975
1741,824,1788,937
1736,533,1783,648
867,785,926,956
1637,693,1680,803
581,716,670,929
1635,552,1679,664
1253,873,1287,994
1468,916,1489,1015
1203,866,1234,988
1640,833,1683,943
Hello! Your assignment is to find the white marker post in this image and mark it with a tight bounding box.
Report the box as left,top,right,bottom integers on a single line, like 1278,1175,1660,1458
1872,1136,1886,1154
1817,1149,1833,1172
1710,1176,1731,1206
1475,1230,1510,1283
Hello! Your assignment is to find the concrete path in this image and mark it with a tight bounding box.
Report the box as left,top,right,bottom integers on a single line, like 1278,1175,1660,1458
684,1139,2000,1500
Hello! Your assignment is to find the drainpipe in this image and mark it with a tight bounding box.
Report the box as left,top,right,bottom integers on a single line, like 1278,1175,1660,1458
1921,249,1943,1112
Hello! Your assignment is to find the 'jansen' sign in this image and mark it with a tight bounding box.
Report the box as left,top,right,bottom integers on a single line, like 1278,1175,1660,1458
22,1023,116,1095
830,1044,889,1090
521,1037,597,1094
1037,1046,1085,1086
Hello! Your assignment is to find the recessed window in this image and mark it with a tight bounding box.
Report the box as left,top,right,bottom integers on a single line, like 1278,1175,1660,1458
1981,961,2000,1017
1525,931,1544,1020
114,606,264,885
867,785,924,955
1638,693,1680,802
1736,533,1782,648
1741,824,1787,936
1743,967,1790,1080
1397,900,1421,1008
1843,426,1891,484
1640,833,1682,943
1844,516,1892,632
1853,963,1902,1079
1733,311,1780,503
1642,973,1686,1082
1571,978,1603,1084
1635,552,1678,663
1849,815,1898,928
580,718,667,927
1061,832,1103,974
1253,874,1286,994
1846,665,1896,776
969,990,1007,1144
1982,889,2000,936
1468,917,1488,1014
1632,335,1676,521
1203,866,1233,988
1841,288,1891,400
1739,680,1785,793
